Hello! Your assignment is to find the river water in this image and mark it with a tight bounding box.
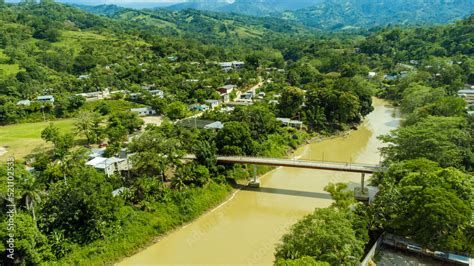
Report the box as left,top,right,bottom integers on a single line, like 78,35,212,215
119,98,401,265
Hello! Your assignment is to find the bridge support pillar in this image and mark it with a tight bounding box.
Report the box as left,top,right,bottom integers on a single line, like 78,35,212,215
249,164,260,188
354,173,369,202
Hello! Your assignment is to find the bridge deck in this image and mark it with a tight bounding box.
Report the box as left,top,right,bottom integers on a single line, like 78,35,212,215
184,155,381,174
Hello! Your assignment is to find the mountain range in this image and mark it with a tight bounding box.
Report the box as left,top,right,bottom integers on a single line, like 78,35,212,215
61,0,474,31
167,0,474,30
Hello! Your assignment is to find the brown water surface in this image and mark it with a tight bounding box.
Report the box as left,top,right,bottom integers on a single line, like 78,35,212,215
119,98,401,265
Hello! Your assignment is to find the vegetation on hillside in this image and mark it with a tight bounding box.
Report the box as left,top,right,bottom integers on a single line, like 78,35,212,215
0,1,472,265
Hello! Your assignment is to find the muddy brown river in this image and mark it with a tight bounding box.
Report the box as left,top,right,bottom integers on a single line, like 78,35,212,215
119,98,401,265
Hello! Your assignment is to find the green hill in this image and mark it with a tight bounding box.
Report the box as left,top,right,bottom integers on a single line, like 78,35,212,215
166,0,474,31
283,0,474,31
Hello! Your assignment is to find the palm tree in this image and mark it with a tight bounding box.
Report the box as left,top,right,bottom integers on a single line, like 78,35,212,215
21,177,45,227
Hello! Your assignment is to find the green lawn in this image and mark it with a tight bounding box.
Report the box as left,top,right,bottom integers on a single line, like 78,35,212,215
0,63,20,76
0,49,20,77
0,119,78,161
53,30,114,54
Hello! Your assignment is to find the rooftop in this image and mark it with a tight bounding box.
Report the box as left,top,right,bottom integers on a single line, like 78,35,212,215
204,121,224,129
131,107,154,112
86,157,124,170
220,84,237,90
37,95,54,100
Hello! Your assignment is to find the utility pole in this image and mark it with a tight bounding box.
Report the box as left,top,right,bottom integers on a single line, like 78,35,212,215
41,105,46,122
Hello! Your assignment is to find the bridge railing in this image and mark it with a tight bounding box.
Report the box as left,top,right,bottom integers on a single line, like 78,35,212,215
183,154,383,171
215,156,382,169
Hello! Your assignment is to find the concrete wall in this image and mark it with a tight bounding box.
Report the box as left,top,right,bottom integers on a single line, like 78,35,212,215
361,235,384,266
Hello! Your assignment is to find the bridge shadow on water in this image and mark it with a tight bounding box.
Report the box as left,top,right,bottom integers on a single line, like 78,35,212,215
241,186,332,199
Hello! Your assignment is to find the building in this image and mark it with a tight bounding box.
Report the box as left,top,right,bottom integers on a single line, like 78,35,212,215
16,100,31,106
204,121,224,129
86,157,129,176
218,84,237,95
36,95,55,104
219,61,245,71
205,99,220,109
76,88,110,100
128,92,142,100
149,90,164,98
368,72,377,79
219,62,233,72
217,84,237,103
277,118,304,129
112,187,128,197
190,104,209,112
458,89,474,105
220,106,235,113
240,92,253,100
130,107,156,116
77,74,90,80
88,148,106,160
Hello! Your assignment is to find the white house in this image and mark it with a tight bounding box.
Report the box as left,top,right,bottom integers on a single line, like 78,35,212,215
37,95,55,104
458,89,474,105
219,61,245,71
16,100,31,106
76,88,110,100
219,62,233,72
130,107,156,116
204,121,224,129
368,72,377,79
205,99,220,109
231,61,245,69
86,157,129,176
277,118,304,129
149,90,164,98
218,84,237,95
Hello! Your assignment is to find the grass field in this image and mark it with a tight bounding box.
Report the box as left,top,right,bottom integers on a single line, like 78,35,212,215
0,49,21,77
0,63,20,76
0,119,79,161
53,30,114,54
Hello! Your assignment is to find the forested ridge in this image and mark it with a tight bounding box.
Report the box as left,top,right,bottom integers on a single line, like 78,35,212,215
0,1,472,265
166,0,474,31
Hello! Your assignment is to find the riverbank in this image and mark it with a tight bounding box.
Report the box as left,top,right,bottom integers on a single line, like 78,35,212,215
118,98,401,265
52,182,231,265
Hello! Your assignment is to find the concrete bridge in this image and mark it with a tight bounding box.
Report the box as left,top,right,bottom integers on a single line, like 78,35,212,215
184,155,382,200
183,155,381,174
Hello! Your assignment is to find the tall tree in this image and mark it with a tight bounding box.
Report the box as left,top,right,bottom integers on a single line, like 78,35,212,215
74,111,102,144
275,208,365,265
278,86,305,118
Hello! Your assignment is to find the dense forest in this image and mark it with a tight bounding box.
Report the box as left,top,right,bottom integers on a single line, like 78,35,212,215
0,0,472,265
167,0,474,30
